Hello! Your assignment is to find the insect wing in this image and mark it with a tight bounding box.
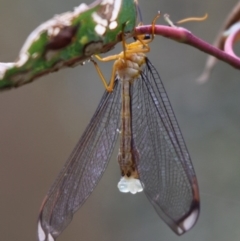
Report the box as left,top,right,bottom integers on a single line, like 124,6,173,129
38,80,121,241
131,59,200,235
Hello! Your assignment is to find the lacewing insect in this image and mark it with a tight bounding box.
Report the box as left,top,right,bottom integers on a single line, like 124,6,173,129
37,15,200,240
0,0,138,90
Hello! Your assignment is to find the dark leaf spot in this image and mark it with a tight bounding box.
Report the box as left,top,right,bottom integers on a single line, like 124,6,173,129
46,24,80,51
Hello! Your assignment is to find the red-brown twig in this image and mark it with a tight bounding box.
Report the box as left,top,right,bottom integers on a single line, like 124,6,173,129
135,24,240,71
224,24,240,59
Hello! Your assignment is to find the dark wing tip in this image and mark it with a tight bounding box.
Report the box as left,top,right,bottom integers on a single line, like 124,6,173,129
37,218,55,241
175,199,200,235
37,214,55,241
37,196,56,241
175,180,200,235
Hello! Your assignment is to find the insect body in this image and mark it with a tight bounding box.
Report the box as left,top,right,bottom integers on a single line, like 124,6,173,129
0,0,138,90
37,27,200,240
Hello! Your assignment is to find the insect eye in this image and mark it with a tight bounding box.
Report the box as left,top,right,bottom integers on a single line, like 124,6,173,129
133,34,151,42
143,34,151,40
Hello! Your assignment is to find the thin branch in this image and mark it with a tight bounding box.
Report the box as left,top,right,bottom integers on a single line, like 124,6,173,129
224,23,240,59
135,24,240,70
197,1,240,82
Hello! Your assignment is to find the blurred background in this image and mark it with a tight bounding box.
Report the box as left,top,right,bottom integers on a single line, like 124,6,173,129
0,0,240,241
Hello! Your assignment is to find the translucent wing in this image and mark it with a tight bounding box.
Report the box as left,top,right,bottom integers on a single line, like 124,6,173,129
38,80,121,241
131,59,200,235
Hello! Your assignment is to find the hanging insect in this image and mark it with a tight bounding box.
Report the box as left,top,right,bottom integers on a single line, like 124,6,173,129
37,13,200,241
